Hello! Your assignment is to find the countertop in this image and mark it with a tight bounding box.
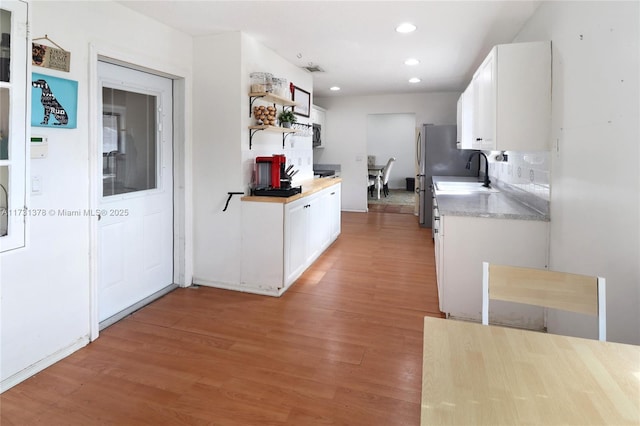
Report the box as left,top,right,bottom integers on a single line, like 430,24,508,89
433,176,549,221
242,177,342,204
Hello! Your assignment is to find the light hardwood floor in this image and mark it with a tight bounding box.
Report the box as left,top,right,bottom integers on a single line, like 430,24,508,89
1,211,442,425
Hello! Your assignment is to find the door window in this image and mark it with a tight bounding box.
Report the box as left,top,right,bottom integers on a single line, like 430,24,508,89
102,87,158,197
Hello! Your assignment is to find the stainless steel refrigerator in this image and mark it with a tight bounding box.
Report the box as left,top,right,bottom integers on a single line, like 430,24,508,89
416,124,480,227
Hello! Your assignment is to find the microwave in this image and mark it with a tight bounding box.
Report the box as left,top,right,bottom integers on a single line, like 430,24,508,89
312,123,321,147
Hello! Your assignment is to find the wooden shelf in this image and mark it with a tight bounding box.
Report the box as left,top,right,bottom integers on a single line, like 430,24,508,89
249,125,299,133
248,125,299,149
249,92,298,107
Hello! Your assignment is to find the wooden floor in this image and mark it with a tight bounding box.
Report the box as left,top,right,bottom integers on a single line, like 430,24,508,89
1,211,443,425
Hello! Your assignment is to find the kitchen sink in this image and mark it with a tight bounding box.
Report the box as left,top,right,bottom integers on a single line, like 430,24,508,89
435,181,500,193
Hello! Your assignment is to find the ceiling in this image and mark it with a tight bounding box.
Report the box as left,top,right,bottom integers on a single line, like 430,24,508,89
118,1,541,98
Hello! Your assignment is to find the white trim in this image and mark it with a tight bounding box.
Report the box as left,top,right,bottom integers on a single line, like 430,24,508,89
597,277,607,341
193,280,286,298
87,43,192,341
0,336,89,393
481,261,489,325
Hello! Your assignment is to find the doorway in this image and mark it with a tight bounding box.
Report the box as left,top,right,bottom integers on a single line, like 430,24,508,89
366,113,417,214
96,61,175,328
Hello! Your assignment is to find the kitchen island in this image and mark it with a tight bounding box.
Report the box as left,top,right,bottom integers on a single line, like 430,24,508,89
432,176,549,328
238,178,342,296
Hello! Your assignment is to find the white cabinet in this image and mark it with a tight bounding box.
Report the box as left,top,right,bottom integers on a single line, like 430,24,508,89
467,41,551,151
242,182,341,295
472,51,496,150
285,191,325,284
326,185,341,241
438,214,549,328
457,83,475,149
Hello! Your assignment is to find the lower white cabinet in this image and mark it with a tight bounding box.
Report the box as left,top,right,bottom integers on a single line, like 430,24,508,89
242,182,341,295
438,214,549,329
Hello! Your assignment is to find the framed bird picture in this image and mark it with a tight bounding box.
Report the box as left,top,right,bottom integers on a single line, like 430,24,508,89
31,72,78,128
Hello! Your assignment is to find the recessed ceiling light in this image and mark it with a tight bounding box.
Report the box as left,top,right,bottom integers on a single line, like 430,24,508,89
330,86,341,91
409,77,421,83
404,58,420,66
396,23,417,33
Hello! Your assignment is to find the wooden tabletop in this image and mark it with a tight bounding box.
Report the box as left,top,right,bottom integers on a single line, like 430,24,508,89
421,316,640,425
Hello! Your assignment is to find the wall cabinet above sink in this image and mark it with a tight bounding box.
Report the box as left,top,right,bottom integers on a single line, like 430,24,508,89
459,41,551,152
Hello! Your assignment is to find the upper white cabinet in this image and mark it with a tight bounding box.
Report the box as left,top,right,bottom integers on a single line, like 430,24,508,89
457,83,475,149
466,41,551,151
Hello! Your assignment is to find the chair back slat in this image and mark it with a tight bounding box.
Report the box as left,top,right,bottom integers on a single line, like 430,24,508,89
489,264,598,316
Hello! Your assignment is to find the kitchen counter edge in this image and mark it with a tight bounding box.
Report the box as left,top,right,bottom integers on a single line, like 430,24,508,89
242,178,342,204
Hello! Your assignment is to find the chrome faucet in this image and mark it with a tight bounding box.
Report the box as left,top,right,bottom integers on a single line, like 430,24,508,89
466,151,491,188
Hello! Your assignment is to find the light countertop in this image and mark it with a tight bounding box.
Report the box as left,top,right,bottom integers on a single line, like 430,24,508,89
433,176,549,221
242,177,341,204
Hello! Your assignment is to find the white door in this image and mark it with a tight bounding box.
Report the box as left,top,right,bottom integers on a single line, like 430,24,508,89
97,61,173,324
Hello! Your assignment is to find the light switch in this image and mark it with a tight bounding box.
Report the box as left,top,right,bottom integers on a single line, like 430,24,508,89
31,175,42,195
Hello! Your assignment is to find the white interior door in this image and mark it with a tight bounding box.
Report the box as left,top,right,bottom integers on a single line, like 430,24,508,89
97,61,173,324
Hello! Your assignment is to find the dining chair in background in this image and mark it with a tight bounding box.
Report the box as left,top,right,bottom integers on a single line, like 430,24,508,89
481,261,606,341
380,157,395,197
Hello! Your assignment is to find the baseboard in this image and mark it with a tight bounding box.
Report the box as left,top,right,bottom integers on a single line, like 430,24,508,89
193,279,283,297
1,336,89,393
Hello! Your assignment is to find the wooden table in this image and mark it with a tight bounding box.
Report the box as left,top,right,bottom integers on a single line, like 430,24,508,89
421,316,640,425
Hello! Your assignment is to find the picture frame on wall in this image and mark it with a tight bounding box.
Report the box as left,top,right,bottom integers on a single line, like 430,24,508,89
292,85,310,117
31,72,78,128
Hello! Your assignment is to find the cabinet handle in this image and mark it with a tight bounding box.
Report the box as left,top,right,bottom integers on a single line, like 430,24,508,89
476,137,483,141
330,192,335,195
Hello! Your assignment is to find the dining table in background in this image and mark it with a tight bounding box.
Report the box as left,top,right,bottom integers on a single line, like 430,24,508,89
368,164,385,199
421,316,640,425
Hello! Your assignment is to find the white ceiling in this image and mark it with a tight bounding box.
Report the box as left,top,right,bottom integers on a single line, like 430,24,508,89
118,1,541,97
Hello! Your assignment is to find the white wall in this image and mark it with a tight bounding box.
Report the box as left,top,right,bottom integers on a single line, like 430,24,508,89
366,113,416,190
315,92,459,212
191,32,312,287
0,1,193,389
516,1,639,344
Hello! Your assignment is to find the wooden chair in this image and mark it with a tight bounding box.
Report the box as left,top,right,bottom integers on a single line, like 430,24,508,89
482,262,606,341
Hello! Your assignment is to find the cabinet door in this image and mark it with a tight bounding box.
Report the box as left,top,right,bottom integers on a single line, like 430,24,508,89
308,194,327,262
459,83,475,149
472,49,496,150
328,185,341,241
285,199,308,284
456,94,462,146
435,223,444,311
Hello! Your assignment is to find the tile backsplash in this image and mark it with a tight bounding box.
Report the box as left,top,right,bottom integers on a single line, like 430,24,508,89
488,150,550,215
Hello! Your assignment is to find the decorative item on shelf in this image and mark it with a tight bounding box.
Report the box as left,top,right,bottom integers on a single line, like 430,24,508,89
277,109,297,128
272,77,288,98
250,72,273,93
253,105,276,126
